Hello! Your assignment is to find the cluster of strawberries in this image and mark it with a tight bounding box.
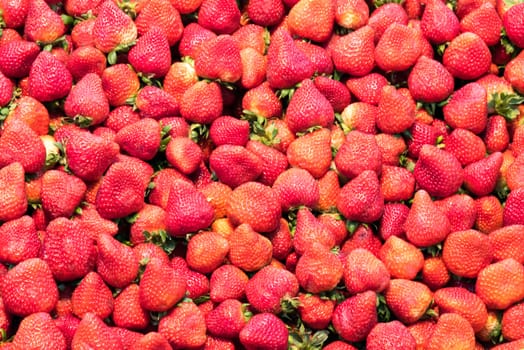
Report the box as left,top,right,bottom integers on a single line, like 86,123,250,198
0,0,523,348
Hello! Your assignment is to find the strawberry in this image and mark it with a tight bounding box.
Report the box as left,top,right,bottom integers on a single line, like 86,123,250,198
379,202,410,241
92,0,137,54
293,208,337,255
366,321,417,350
268,218,294,261
463,152,503,196
42,217,97,282
443,82,488,134
345,73,387,106
375,23,423,72
135,86,180,120
179,80,223,124
408,56,454,103
209,144,262,188
489,225,524,264
335,0,369,30
337,170,384,223
0,258,58,317
413,145,463,198
245,265,299,313
367,3,408,42
228,223,273,272
434,193,477,232
375,133,407,165
295,244,343,293
380,165,415,202
443,32,492,80
0,71,13,109
0,216,40,265
242,81,283,120
115,118,161,161
226,181,282,233
41,170,86,220
70,17,96,47
442,229,493,278
128,27,171,79
506,154,524,191
376,85,415,134
273,168,320,211
503,51,524,95
209,264,248,302
434,287,488,332
406,122,438,158
186,231,229,274
24,0,66,44
198,181,233,220
170,257,209,300
97,233,140,288
134,0,183,46
296,292,335,330
313,76,351,113
460,2,502,46
420,0,460,44
475,195,504,233
332,291,378,342
133,242,170,266
444,128,487,166
64,130,119,182
266,27,315,89
73,203,119,240
64,72,110,126
28,50,72,102
71,271,114,319
194,34,242,83
239,313,288,350
165,180,214,236
504,187,524,225
335,130,382,180
178,23,217,58
130,332,172,350
0,0,29,29
316,171,341,212
12,312,67,350
422,256,450,291
0,40,40,79
206,299,248,339
65,46,106,82
323,341,358,350
147,168,191,209
0,162,28,222
295,40,334,76
379,236,424,280
239,47,267,89
503,3,524,48
72,312,123,349
287,0,335,43
165,136,202,175
426,313,476,350
245,140,288,186
139,259,186,312
341,224,382,257
246,0,285,26
330,25,375,76
286,127,332,179
198,0,240,34
101,64,140,107
113,284,149,330
502,302,524,341
385,279,433,324
343,248,390,294
5,96,49,136
158,300,207,349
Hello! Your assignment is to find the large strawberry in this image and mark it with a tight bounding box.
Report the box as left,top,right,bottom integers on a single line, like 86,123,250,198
113,284,149,331
295,244,344,293
376,85,415,134
134,0,184,46
24,0,66,44
330,25,375,76
115,118,161,161
41,170,86,220
194,34,242,83
442,32,491,80
384,279,433,324
128,27,172,79
425,313,476,350
332,291,378,342
335,130,382,180
273,168,320,211
343,248,390,294
239,313,289,350
101,64,141,107
408,56,454,103
71,271,114,319
139,259,186,312
443,82,488,134
92,0,137,54
420,0,460,44
0,215,40,265
442,229,493,278
11,312,67,350
375,23,423,72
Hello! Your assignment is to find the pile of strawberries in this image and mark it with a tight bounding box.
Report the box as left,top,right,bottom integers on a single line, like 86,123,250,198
0,0,524,347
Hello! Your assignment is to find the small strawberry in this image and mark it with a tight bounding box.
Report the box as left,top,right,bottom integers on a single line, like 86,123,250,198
330,25,375,76
12,312,67,350
385,279,433,324
101,64,141,107
158,300,207,349
323,341,358,350
420,0,460,44
179,80,223,124
287,0,335,43
379,236,424,280
0,216,40,265
335,130,382,180
422,256,450,291
443,82,488,134
442,32,492,80
71,271,114,319
408,56,454,103
426,313,476,350
442,229,493,278
0,162,28,222
295,244,344,293
197,0,240,34
379,202,410,241
366,321,417,350
375,23,423,72
139,259,186,312
239,313,289,350
97,233,140,288
134,0,183,46
335,0,369,30
343,248,390,294
332,291,378,342
128,27,172,79
28,50,73,102
376,85,416,134
72,312,123,349
0,258,58,317
475,195,504,233
92,0,137,54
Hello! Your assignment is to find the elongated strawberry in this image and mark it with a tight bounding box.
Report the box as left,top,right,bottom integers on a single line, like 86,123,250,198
332,291,378,342
28,50,73,102
239,313,288,350
92,0,137,54
330,25,375,76
128,27,171,79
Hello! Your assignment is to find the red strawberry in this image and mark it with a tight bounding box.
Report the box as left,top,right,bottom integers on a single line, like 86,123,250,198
66,46,106,82
245,265,299,313
228,223,273,272
0,162,28,222
64,72,110,126
337,170,384,223
406,121,438,158
293,208,336,255
135,86,180,120
295,244,343,293
504,188,524,226
385,279,433,324
408,56,454,103
147,168,191,209
422,256,450,291
97,233,139,288
139,259,186,312
375,23,423,72
413,145,463,198
420,0,460,44
134,0,183,46
434,287,488,332
343,248,390,294
41,170,86,220
345,73,388,106
314,76,351,113
330,25,375,76
242,81,283,119
266,27,315,89
339,102,377,134
367,321,417,350
209,145,262,188
165,180,214,236
130,332,172,350
42,217,97,282
101,64,141,107
502,302,524,341
128,27,172,79
475,195,504,233
177,22,217,58
435,193,477,232
444,128,487,166
379,236,424,280
113,284,149,331
296,292,335,330
295,40,334,75
286,127,332,179
239,47,267,89
170,257,209,300
460,2,502,46
0,40,40,79
72,312,123,349
24,0,66,44
115,118,161,161
316,171,341,212
92,0,137,54
209,264,249,303
426,313,476,350
12,312,67,350
335,130,382,180
28,50,72,102
71,271,114,319
463,152,503,196
70,17,96,47
442,229,493,278
179,80,223,124
198,0,240,34
5,95,49,136
206,299,248,339
335,0,369,29
194,34,242,83
246,0,285,26
376,85,415,133
367,3,408,42
165,136,202,175
0,216,40,265
443,82,488,134
443,32,492,80
0,0,29,29
239,313,288,350
245,140,288,186
273,168,319,211
73,203,119,240
158,300,207,349
489,225,524,264
287,0,335,43
380,165,415,202
323,341,358,350
503,3,524,48
476,258,524,310
332,291,378,342
0,258,58,317
379,202,410,241
186,231,229,274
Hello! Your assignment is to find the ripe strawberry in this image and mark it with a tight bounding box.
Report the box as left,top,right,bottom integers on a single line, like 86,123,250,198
209,264,248,303
186,231,229,274
92,0,137,53
420,0,460,44
503,3,524,48
0,216,40,265
134,86,180,120
206,299,248,339
443,32,492,80
434,193,477,232
133,242,170,267
335,0,369,30
179,80,223,124
71,271,114,319
164,180,214,236
242,81,282,120
503,51,524,95
43,217,97,282
239,47,267,89
65,46,106,82
73,203,119,240
198,182,232,220
158,300,207,349
0,40,40,79
367,3,408,41
502,302,524,341
72,312,123,349
504,188,524,226
95,159,153,219
164,137,202,175
313,76,351,113
293,208,337,255
379,202,410,241
295,292,335,330
426,313,476,350
101,64,140,107
208,145,262,188
64,72,110,127
228,223,273,271
170,257,209,300
335,130,382,180
413,145,463,198
506,154,524,191
332,291,378,342
379,236,424,280
28,50,72,102
367,320,417,350
345,73,387,105
406,121,438,158
197,0,240,34
0,258,58,317
375,23,422,72
178,22,217,58
69,17,96,47
0,162,28,222
489,225,524,264
139,259,186,312
246,0,285,26
380,165,415,202
194,34,242,83
12,312,67,350
337,170,384,223
442,229,493,278
375,133,407,165
463,152,503,196
40,170,86,220
295,244,343,293
323,341,358,350
385,279,433,324
286,128,331,179
113,284,149,331
443,82,488,134
115,118,161,161
408,56,454,103
128,27,171,79
134,0,183,46
460,3,502,46
5,95,49,136
475,195,504,233
97,233,139,288
24,0,66,44
273,168,320,211
341,224,382,257
0,0,29,29
343,248,390,294
245,140,288,186
422,256,450,290
130,332,172,350
330,25,375,76
444,128,486,166
226,181,282,233
376,85,415,133
239,312,288,350
287,0,335,43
